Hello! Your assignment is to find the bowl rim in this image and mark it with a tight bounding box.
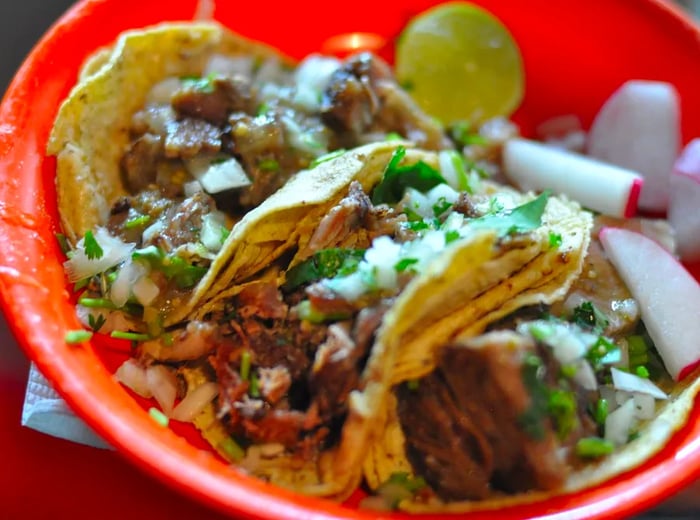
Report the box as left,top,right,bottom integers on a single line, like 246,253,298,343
1,1,700,519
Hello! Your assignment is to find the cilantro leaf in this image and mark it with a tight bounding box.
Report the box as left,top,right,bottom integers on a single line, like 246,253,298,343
572,301,609,333
283,248,365,290
371,146,446,205
469,191,550,237
83,230,104,260
394,258,419,273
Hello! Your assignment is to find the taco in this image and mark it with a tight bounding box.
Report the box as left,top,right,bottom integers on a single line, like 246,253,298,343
48,21,449,331
122,141,593,500
362,212,698,512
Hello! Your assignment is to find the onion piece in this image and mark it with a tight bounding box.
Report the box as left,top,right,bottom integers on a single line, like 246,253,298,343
204,54,254,78
110,258,149,308
185,156,251,194
132,276,160,307
64,227,134,282
604,398,636,447
170,382,219,422
146,77,181,105
146,365,179,416
114,359,151,398
610,367,667,399
200,211,228,252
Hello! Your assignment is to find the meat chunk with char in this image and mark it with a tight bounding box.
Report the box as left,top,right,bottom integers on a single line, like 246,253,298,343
143,190,217,251
397,331,597,501
321,53,450,150
171,75,255,126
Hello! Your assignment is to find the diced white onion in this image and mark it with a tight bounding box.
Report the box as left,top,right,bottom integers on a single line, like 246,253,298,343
254,57,286,85
64,227,135,282
364,236,402,291
114,359,151,398
611,367,668,399
132,276,160,307
294,54,340,93
200,211,228,252
146,77,181,105
110,258,149,308
76,305,135,334
146,365,179,416
185,156,251,194
605,398,637,446
204,54,254,78
572,359,598,390
142,219,165,243
170,382,219,422
632,392,657,420
183,180,203,197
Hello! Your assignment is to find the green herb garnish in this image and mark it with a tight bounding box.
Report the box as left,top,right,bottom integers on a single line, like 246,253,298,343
182,72,217,93
572,301,609,333
576,437,615,458
549,232,563,249
432,196,453,217
593,398,609,426
284,248,365,290
83,230,104,260
149,407,169,427
394,258,419,273
469,191,550,237
124,215,151,230
110,331,150,342
309,148,346,168
295,300,352,324
55,233,71,255
78,297,118,310
65,330,93,344
257,159,280,172
449,121,488,147
218,437,245,461
87,313,106,332
548,390,578,440
445,229,461,244
240,350,251,381
371,146,446,205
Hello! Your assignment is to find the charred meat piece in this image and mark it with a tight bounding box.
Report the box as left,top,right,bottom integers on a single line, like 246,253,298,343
171,75,255,126
163,118,222,159
120,133,164,193
144,190,217,251
321,52,390,136
397,331,597,501
236,281,289,320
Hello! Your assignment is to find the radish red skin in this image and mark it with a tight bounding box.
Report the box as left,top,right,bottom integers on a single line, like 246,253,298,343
669,138,700,262
599,227,700,381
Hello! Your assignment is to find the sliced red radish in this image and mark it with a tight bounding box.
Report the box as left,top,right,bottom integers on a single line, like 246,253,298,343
503,138,643,217
599,227,700,380
668,139,700,262
587,80,680,212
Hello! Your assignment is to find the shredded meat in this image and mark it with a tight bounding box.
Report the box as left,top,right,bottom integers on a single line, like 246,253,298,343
144,191,217,251
163,118,222,159
236,281,288,320
398,331,597,500
257,366,292,404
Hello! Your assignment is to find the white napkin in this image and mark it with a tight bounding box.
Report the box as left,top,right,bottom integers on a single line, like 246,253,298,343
22,363,111,449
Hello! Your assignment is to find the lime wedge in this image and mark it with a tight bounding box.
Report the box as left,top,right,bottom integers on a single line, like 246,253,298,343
396,2,524,125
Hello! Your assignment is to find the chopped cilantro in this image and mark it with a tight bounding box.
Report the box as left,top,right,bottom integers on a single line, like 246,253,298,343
124,215,151,230
576,437,615,458
257,159,280,172
385,132,403,142
220,226,230,245
519,354,549,441
635,366,650,378
132,246,207,289
404,220,432,232
549,232,563,249
469,191,550,237
593,398,609,426
371,146,446,205
149,407,169,427
110,331,150,342
444,229,461,244
586,335,620,372
449,121,488,147
55,233,71,255
394,258,419,273
432,196,453,217
240,350,251,381
295,299,352,324
83,230,104,260
309,148,346,168
382,472,427,494
548,390,578,440
572,301,609,333
283,248,365,290
65,330,93,344
217,437,245,461
249,372,260,398
560,363,578,379
87,313,106,332
182,73,216,93
255,102,270,116
78,297,117,310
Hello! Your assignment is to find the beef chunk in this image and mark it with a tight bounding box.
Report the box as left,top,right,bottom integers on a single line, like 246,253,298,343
163,118,222,159
120,133,163,193
144,190,216,251
398,331,597,500
172,75,255,126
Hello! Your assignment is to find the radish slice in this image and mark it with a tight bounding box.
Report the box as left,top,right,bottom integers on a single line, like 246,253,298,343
503,138,643,217
599,227,700,380
668,139,700,262
587,80,680,212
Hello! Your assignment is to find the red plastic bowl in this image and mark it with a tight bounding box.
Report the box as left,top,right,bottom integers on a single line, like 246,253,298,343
1,0,699,518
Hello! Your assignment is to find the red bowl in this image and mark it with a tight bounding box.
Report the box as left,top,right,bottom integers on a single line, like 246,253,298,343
1,0,699,518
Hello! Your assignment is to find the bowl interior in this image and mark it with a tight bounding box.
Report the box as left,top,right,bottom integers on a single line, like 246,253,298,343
1,0,699,518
